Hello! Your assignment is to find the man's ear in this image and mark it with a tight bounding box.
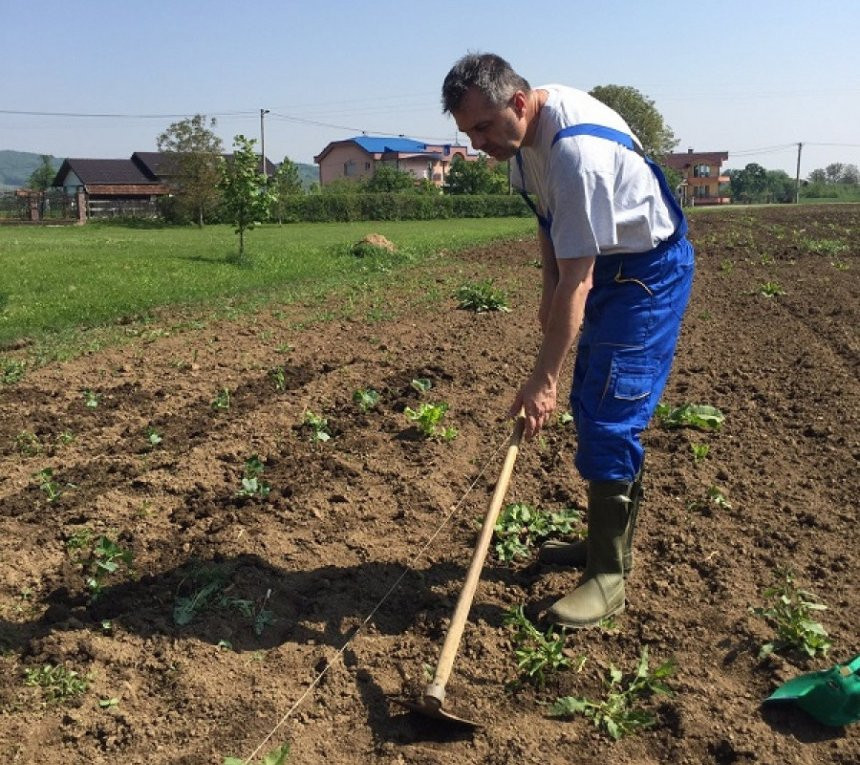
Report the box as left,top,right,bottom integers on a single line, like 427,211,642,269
511,90,528,116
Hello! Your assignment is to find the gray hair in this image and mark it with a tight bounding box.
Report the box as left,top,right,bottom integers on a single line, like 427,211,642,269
441,53,531,114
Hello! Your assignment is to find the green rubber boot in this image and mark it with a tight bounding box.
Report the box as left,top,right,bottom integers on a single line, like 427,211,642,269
547,480,633,628
539,467,643,576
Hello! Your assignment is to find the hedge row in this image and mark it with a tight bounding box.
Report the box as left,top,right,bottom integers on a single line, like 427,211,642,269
275,193,532,222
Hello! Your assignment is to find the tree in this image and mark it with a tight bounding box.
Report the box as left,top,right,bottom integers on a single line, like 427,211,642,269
156,114,223,227
839,164,859,186
588,85,678,160
28,155,56,191
807,168,828,184
364,164,416,193
824,163,845,184
765,170,795,203
729,163,768,203
271,156,304,223
444,155,507,194
220,135,276,260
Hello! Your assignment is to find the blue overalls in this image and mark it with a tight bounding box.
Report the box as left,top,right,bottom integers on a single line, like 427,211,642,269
516,124,695,482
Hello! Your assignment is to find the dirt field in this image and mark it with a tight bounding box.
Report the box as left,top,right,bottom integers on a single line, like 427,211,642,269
0,205,857,764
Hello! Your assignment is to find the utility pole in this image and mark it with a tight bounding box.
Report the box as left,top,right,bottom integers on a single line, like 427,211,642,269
260,109,270,177
794,142,803,204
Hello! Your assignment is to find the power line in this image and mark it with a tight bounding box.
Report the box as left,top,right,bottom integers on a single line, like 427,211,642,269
0,108,257,119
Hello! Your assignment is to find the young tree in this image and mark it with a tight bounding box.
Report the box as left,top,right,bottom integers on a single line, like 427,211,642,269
271,156,304,224
588,85,678,160
28,155,57,191
730,163,768,203
220,135,276,260
156,114,223,227
444,155,507,194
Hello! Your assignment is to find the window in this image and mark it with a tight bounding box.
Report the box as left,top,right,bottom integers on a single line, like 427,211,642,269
344,160,357,177
365,162,371,171
694,185,711,198
693,164,711,178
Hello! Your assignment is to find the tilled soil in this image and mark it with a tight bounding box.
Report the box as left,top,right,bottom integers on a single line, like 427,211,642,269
0,205,857,764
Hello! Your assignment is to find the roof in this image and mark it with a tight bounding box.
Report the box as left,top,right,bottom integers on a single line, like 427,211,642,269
132,152,179,178
52,158,161,187
314,135,438,163
664,150,729,170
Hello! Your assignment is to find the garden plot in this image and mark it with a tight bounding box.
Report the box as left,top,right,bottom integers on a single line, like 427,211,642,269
0,205,858,764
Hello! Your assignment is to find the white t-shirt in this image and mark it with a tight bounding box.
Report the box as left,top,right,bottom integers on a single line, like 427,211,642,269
513,84,679,259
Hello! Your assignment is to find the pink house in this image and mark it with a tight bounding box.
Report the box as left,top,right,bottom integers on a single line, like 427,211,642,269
314,135,478,188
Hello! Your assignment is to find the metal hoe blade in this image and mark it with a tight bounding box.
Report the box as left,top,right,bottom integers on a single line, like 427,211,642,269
388,693,479,729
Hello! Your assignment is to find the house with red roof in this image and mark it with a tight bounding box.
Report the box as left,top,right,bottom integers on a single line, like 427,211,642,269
663,148,731,205
314,136,478,188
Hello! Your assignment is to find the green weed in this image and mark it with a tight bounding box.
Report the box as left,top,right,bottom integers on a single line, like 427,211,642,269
15,431,42,457
269,366,287,391
404,402,457,440
352,388,380,412
33,468,63,503
690,443,710,463
410,377,432,394
751,569,831,659
549,647,675,740
302,411,331,442
493,503,583,562
655,403,724,431
237,455,271,499
504,605,568,687
455,280,511,312
223,742,290,765
211,388,232,411
758,281,785,298
1,358,26,384
24,664,91,704
82,389,101,409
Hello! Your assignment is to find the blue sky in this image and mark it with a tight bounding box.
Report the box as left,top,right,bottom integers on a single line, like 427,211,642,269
2,0,859,177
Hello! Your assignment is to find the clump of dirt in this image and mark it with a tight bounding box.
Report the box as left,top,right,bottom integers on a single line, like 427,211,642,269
352,233,397,257
0,205,857,764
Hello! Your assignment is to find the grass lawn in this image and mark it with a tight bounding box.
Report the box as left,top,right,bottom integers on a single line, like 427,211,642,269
0,218,534,358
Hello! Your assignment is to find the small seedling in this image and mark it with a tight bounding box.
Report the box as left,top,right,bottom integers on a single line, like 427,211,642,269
237,455,271,499
269,366,287,392
33,468,63,503
687,485,731,514
24,664,91,703
758,281,785,298
353,388,380,412
455,281,511,313
56,430,75,447
655,403,724,431
81,535,134,601
223,743,290,765
751,569,831,659
15,431,42,457
410,377,432,394
302,411,331,442
211,388,232,411
557,411,573,426
146,427,163,448
404,402,457,440
690,443,710,463
549,647,675,740
82,389,101,409
504,605,568,687
493,502,583,562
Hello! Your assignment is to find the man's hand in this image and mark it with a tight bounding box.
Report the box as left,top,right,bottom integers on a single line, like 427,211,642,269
509,374,557,439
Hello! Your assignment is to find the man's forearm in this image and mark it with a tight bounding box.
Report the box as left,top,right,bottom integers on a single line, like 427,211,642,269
533,273,589,386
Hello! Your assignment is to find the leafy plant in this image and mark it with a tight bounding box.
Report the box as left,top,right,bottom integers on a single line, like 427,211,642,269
1,358,26,384
146,427,163,448
15,430,42,457
493,503,583,562
549,647,675,740
455,280,511,313
82,389,101,409
80,535,134,601
687,485,731,514
237,454,271,499
33,468,63,503
758,280,785,298
655,403,724,431
690,443,710,463
751,569,831,659
404,402,456,440
269,366,287,392
24,664,91,704
302,411,331,442
504,605,568,687
352,388,380,412
410,377,432,394
223,743,290,765
211,387,232,411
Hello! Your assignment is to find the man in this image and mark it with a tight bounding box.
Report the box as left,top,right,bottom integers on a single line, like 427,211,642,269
441,53,694,628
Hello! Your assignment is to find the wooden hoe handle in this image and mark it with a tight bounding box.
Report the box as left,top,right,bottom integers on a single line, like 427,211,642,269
423,412,525,709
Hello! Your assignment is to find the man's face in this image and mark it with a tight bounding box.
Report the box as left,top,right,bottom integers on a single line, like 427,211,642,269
451,86,526,161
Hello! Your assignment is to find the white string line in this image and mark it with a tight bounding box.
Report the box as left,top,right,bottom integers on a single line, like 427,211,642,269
241,425,514,764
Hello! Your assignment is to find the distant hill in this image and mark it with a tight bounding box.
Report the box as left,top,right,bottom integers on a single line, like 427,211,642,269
0,150,63,190
0,149,317,191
